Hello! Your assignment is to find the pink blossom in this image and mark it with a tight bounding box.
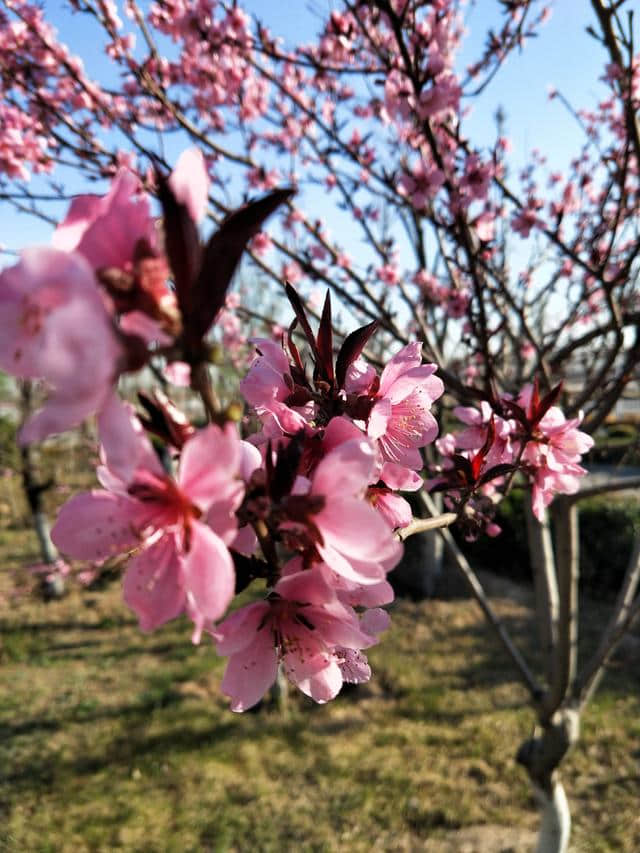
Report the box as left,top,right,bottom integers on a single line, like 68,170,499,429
397,159,444,209
0,248,123,443
168,147,210,224
460,154,493,203
306,438,403,585
240,338,311,434
215,566,381,711
368,342,444,473
377,263,400,286
518,387,594,520
512,197,543,238
52,412,243,636
250,231,273,255
368,486,412,529
453,402,517,468
52,169,153,271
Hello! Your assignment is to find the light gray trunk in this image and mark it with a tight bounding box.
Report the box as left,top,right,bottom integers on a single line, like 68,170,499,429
517,708,579,853
534,780,571,853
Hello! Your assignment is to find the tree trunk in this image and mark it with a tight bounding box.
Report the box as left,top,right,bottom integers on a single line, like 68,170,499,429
19,382,63,598
516,708,579,853
532,779,571,853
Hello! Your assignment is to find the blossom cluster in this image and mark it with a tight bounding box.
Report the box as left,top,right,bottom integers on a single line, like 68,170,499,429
0,152,595,711
431,382,594,536
0,152,446,710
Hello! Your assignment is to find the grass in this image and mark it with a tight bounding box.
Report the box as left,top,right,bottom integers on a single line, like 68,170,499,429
1,519,640,851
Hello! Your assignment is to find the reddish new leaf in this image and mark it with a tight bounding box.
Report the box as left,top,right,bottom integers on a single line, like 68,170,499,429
316,290,335,383
157,174,201,319
187,187,294,346
285,282,320,361
287,318,305,374
532,382,563,426
270,433,305,502
335,319,379,388
477,463,515,486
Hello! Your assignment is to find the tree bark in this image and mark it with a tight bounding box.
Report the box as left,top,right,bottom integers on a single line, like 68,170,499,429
516,708,580,853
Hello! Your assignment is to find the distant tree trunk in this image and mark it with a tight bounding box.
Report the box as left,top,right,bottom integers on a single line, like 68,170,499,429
19,382,63,598
393,494,444,597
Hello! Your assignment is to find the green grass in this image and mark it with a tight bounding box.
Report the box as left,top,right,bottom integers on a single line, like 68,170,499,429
1,523,640,852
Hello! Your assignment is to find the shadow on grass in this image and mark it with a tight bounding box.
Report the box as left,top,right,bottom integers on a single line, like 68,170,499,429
1,706,311,792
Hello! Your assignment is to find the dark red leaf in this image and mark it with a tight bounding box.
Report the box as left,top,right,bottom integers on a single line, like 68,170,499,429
501,399,528,426
138,390,194,449
232,551,269,594
335,319,379,388
316,290,334,383
187,187,294,345
287,318,305,373
471,452,484,482
452,453,474,484
270,433,305,502
477,463,515,486
478,415,496,462
285,283,321,361
529,376,541,420
157,174,201,320
532,381,563,425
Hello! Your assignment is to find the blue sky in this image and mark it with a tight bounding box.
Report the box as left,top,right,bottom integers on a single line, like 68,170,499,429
1,1,613,257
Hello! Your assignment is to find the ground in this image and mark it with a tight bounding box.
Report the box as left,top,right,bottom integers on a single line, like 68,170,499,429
1,520,639,852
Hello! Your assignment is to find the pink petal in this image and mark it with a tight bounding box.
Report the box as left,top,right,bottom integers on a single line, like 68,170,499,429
163,360,191,387
239,440,262,481
221,633,278,712
122,535,185,631
52,491,141,561
205,481,243,545
215,601,270,655
322,416,365,452
368,398,391,441
344,359,377,395
19,387,110,446
231,524,258,556
379,342,423,395
380,462,423,491
169,148,209,224
120,311,172,346
361,607,391,635
312,439,376,498
296,658,344,703
385,366,442,405
306,605,377,649
316,497,395,559
53,169,152,270
316,541,386,586
275,569,335,606
339,649,371,684
179,424,241,509
98,393,163,484
374,491,413,529
183,521,235,622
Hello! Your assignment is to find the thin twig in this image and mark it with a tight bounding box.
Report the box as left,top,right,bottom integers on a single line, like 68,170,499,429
397,513,458,540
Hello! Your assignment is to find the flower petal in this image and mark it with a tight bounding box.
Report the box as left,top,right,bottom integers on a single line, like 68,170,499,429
221,633,278,712
52,491,141,561
123,535,185,631
183,521,235,622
